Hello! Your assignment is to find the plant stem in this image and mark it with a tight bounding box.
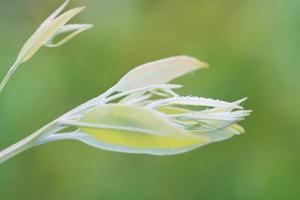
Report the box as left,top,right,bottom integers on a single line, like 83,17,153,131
0,89,111,164
0,62,19,94
0,135,35,165
0,122,57,164
0,87,115,164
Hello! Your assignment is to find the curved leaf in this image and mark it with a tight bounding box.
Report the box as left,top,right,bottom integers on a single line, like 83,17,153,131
193,124,245,142
44,24,93,48
66,105,209,155
114,56,208,91
17,7,85,63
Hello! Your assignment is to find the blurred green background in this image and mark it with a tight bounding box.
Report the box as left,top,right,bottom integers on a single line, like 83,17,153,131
0,0,300,199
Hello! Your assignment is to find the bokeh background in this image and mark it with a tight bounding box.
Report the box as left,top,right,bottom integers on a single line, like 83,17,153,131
0,0,299,199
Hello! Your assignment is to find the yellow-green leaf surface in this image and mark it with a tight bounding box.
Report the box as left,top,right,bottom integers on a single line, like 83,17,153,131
114,56,208,91
76,105,209,155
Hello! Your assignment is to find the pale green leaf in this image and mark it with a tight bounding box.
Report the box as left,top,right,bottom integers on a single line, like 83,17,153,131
114,56,209,91
17,7,85,63
44,24,93,47
0,1,90,94
43,0,70,24
63,104,209,155
193,124,245,142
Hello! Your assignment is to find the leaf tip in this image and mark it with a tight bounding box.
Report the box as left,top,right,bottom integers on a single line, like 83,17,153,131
74,6,86,13
177,55,209,69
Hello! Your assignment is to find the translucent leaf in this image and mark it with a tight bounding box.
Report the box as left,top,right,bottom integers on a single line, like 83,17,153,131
174,110,251,122
16,6,85,63
196,129,235,142
43,0,70,25
62,105,209,155
193,124,245,142
114,56,208,91
157,106,190,115
119,91,146,104
103,84,182,103
0,1,90,94
44,24,93,48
